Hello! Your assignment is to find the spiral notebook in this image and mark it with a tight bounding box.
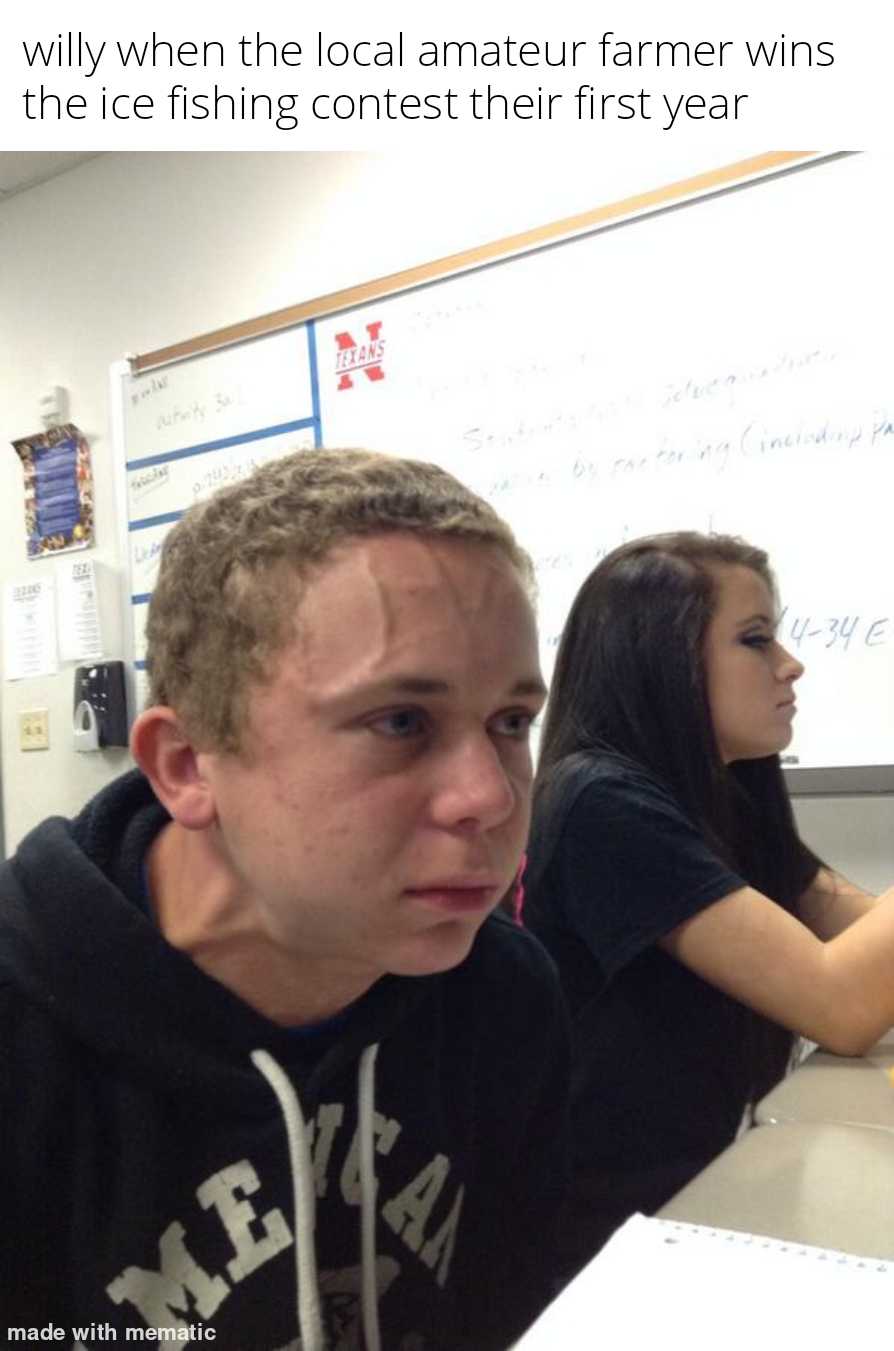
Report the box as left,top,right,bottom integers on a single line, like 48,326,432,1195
514,1213,893,1350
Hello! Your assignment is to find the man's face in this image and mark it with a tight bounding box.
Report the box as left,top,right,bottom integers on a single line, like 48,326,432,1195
198,532,545,983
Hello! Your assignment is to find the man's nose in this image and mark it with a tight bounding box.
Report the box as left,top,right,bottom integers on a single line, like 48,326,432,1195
430,735,519,832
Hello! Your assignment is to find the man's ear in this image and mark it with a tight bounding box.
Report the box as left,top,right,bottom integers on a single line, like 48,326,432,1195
130,706,217,831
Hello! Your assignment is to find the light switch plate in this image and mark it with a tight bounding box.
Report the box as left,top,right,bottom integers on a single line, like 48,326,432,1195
19,708,49,751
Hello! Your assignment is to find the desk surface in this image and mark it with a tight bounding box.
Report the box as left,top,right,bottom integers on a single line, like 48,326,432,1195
755,1040,894,1129
658,1120,894,1260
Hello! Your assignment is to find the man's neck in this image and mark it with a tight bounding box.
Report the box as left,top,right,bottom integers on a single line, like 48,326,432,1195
146,822,377,1027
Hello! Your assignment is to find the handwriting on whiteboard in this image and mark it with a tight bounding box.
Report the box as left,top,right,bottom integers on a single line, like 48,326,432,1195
133,538,164,580
192,452,275,500
778,608,889,651
152,390,243,433
129,374,170,406
464,409,891,484
130,464,171,499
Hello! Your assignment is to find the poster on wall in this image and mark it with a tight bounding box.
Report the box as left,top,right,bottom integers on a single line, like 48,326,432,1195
12,423,94,559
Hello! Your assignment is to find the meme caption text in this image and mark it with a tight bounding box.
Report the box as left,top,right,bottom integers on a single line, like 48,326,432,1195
18,29,836,133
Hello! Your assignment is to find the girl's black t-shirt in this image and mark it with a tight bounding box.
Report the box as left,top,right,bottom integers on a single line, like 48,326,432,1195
525,756,757,1268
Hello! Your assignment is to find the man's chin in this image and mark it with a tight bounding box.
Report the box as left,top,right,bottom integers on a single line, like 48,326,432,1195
387,916,485,978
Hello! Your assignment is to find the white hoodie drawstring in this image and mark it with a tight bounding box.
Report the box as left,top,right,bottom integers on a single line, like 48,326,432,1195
251,1048,324,1351
251,1042,382,1351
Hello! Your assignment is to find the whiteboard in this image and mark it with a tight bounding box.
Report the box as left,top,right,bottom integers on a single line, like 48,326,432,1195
115,153,894,792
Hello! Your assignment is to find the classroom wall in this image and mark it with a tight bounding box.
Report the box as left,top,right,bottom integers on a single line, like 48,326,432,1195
0,150,891,887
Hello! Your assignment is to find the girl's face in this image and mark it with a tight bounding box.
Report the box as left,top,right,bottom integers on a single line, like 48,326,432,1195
703,565,804,763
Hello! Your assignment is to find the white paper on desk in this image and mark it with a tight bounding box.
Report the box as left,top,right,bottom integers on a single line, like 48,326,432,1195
3,576,58,680
514,1213,894,1350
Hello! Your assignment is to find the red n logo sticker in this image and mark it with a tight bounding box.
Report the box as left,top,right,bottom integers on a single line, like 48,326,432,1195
334,321,386,390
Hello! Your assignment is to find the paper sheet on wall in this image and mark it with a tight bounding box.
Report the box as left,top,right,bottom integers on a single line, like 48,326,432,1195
514,1214,894,1350
3,576,59,679
57,557,103,662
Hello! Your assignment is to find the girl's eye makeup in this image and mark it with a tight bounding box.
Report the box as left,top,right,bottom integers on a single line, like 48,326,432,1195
741,632,772,649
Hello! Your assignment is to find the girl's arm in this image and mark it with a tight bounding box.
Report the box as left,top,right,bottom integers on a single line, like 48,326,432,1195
797,866,877,939
659,882,894,1056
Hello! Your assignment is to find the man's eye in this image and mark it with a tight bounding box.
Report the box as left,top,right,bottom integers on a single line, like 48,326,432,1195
369,709,427,738
491,710,536,738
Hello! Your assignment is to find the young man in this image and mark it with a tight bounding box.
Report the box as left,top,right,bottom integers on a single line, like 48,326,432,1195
0,450,569,1350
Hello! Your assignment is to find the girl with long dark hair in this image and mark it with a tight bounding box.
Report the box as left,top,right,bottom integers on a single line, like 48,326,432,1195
524,531,892,1271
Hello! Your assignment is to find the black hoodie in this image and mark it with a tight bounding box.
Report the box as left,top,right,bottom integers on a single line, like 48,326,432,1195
0,771,569,1350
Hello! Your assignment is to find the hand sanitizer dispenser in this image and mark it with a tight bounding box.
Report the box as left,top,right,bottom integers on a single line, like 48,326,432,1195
73,661,129,752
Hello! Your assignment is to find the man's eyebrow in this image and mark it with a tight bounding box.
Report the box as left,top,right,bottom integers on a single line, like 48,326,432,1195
327,674,548,702
386,676,450,695
512,677,549,699
382,675,547,698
